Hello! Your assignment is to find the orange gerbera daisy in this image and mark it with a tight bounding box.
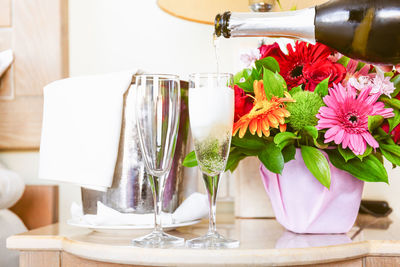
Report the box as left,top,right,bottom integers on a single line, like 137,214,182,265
233,80,294,138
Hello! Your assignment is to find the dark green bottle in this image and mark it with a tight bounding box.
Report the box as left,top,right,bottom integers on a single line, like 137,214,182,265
215,0,400,65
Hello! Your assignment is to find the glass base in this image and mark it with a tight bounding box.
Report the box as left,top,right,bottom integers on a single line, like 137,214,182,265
132,230,184,248
186,231,240,249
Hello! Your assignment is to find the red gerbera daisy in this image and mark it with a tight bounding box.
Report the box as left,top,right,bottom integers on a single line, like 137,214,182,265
259,41,346,91
278,41,333,89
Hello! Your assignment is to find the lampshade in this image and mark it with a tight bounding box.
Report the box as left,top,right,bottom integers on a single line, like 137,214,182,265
157,0,250,25
157,0,329,25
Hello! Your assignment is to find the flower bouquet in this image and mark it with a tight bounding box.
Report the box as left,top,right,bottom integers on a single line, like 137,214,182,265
184,40,400,233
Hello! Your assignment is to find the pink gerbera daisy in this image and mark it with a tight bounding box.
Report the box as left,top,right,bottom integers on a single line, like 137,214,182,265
316,83,394,155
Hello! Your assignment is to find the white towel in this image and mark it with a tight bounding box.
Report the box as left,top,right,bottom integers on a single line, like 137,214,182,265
0,49,13,78
39,70,139,191
70,192,209,226
0,209,27,267
0,164,25,209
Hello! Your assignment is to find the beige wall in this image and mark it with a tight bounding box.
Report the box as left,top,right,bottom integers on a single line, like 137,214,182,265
0,0,399,223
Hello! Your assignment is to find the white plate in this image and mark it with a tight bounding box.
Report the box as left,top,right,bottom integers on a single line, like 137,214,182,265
67,219,202,233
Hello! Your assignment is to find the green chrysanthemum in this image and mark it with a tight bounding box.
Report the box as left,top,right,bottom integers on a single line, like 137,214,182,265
286,91,324,131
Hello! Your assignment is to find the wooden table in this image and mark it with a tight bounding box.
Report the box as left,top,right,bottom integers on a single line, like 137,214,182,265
6,214,400,266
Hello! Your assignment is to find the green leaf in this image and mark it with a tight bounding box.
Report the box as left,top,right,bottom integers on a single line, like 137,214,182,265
236,147,262,156
235,69,255,92
338,146,356,162
250,67,262,81
356,61,366,71
380,144,400,166
357,145,373,161
314,138,329,149
263,68,286,100
314,77,330,97
388,108,400,132
276,140,293,150
290,86,302,95
380,143,400,157
183,151,198,167
258,142,284,174
301,146,331,189
368,115,384,133
374,127,392,141
231,133,267,150
375,151,385,163
243,68,251,79
381,96,400,109
274,132,300,145
237,81,254,92
255,57,280,73
234,69,251,84
225,149,246,173
327,150,388,183
302,126,318,139
337,56,350,67
282,144,296,163
385,71,394,78
391,74,400,98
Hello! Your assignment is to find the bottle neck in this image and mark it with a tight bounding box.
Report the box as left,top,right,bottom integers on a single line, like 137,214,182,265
225,8,316,43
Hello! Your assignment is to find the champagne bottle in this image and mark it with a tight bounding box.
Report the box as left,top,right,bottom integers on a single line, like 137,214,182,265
214,0,400,65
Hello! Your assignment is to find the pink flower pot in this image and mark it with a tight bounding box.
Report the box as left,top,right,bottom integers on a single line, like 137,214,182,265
260,149,364,234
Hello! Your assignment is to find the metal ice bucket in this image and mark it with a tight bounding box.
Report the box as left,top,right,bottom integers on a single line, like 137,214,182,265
81,77,196,214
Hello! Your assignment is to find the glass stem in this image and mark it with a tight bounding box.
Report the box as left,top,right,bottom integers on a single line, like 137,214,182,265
203,173,220,235
149,174,166,233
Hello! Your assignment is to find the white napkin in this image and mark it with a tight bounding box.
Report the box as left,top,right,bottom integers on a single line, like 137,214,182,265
70,193,209,226
39,70,140,191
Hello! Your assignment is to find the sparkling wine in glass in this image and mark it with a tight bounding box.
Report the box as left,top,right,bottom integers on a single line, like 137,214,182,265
186,73,239,248
132,74,184,248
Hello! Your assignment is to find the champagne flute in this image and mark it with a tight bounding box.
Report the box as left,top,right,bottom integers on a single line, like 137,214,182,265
132,74,184,248
186,73,239,248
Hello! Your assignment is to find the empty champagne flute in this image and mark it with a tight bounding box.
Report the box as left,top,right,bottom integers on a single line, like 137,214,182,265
132,74,184,248
186,73,239,248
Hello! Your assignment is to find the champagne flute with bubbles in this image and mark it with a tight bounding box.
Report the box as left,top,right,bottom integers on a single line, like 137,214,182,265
186,73,239,249
132,74,184,248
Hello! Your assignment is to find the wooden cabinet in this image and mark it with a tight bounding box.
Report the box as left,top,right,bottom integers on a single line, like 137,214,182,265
20,252,142,267
18,252,400,267
0,0,68,149
8,218,400,267
365,257,400,267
